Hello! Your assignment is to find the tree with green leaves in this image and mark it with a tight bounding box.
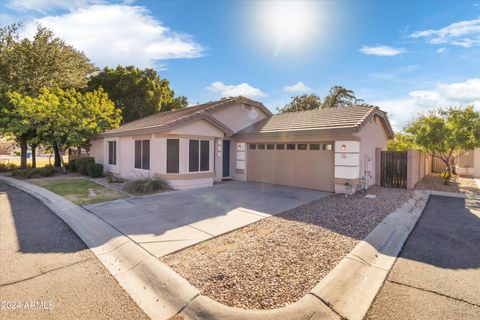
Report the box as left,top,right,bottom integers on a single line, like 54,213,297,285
0,23,96,168
387,132,419,151
87,66,188,123
406,106,480,184
5,88,121,169
321,85,363,109
277,94,322,114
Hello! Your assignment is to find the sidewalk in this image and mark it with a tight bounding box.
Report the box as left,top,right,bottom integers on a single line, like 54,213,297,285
366,195,480,319
0,182,149,320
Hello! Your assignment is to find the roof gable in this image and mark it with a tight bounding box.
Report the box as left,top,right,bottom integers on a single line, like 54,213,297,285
97,96,270,138
235,105,394,138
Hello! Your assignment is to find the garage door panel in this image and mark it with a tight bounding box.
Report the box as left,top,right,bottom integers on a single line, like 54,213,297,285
247,147,334,192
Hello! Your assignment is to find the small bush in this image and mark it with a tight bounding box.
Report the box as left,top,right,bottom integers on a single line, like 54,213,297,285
124,176,171,194
11,166,55,179
0,163,17,172
106,174,124,183
68,159,77,172
76,157,95,175
87,163,103,178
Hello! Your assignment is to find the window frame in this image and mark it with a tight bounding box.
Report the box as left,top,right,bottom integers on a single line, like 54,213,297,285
309,143,321,150
276,144,285,150
323,143,334,151
286,143,296,150
249,144,257,150
258,144,266,150
298,143,308,150
266,144,275,150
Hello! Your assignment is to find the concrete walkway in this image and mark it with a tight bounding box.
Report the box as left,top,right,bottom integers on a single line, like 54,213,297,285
366,195,480,319
0,182,149,320
84,181,329,257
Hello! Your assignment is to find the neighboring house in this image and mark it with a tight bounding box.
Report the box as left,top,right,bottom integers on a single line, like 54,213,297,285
90,96,394,193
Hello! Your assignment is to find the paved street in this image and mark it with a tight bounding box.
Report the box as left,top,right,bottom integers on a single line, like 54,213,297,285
0,182,149,320
366,195,480,319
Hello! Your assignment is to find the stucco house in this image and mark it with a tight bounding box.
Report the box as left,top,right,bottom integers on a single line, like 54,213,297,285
90,96,394,193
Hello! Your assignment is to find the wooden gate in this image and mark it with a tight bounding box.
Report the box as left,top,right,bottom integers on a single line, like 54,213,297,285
381,151,407,188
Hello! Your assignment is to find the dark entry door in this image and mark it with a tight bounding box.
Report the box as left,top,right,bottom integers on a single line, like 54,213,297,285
223,140,230,177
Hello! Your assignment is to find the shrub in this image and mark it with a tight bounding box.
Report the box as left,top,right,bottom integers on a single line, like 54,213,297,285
76,157,95,175
87,163,103,178
106,174,124,183
0,163,17,172
124,176,171,194
68,159,77,172
11,166,55,179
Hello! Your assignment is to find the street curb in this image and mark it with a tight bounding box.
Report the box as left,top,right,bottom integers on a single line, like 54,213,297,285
1,176,430,320
0,176,199,320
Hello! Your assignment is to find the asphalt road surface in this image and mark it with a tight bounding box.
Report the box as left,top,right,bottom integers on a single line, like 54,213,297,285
0,182,150,320
366,195,480,319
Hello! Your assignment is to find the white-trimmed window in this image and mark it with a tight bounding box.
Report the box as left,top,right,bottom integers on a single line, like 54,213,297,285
134,140,150,170
189,140,210,172
108,141,116,165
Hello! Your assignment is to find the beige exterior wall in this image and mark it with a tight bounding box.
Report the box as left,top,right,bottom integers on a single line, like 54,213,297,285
407,150,432,189
90,119,225,189
210,103,269,133
355,116,389,188
457,150,475,176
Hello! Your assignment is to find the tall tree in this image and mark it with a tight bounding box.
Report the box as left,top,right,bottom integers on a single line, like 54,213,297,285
277,94,322,114
321,85,363,109
387,133,418,151
406,106,480,184
87,66,187,123
5,88,121,169
0,23,96,167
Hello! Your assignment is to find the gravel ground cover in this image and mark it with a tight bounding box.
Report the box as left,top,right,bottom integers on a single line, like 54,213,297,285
162,186,413,310
415,174,479,194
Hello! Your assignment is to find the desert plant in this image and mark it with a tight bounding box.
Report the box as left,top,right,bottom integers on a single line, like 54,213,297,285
124,176,171,194
87,163,103,178
75,157,95,175
11,166,55,179
106,174,124,183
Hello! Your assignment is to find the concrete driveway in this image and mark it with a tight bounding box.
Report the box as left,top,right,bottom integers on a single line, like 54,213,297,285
84,181,330,257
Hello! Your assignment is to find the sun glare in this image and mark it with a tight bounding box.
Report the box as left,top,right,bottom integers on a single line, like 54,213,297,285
253,0,324,58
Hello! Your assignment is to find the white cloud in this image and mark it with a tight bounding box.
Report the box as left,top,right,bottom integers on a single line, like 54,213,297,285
7,0,103,13
206,81,266,98
373,78,480,131
21,4,203,68
437,47,446,53
283,81,313,93
359,45,405,56
411,18,480,48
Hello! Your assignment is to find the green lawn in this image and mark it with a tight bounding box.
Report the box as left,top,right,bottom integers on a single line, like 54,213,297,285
33,178,126,205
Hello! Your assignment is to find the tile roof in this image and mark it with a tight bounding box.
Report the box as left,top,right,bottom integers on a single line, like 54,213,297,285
236,105,394,137
97,96,271,137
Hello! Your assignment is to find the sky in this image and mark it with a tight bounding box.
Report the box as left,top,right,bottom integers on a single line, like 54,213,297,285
1,0,480,131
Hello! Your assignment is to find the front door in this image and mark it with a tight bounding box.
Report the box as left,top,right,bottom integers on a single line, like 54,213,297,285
223,140,230,177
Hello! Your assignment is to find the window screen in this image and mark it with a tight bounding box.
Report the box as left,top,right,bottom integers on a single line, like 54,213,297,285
267,144,274,150
108,141,116,165
298,144,307,150
134,140,150,170
142,140,150,170
286,144,295,150
309,144,320,150
134,140,142,169
167,139,179,173
200,140,209,171
189,140,199,172
276,144,285,150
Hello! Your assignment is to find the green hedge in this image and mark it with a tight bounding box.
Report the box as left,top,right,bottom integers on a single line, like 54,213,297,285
87,163,103,178
11,166,55,179
76,157,95,175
